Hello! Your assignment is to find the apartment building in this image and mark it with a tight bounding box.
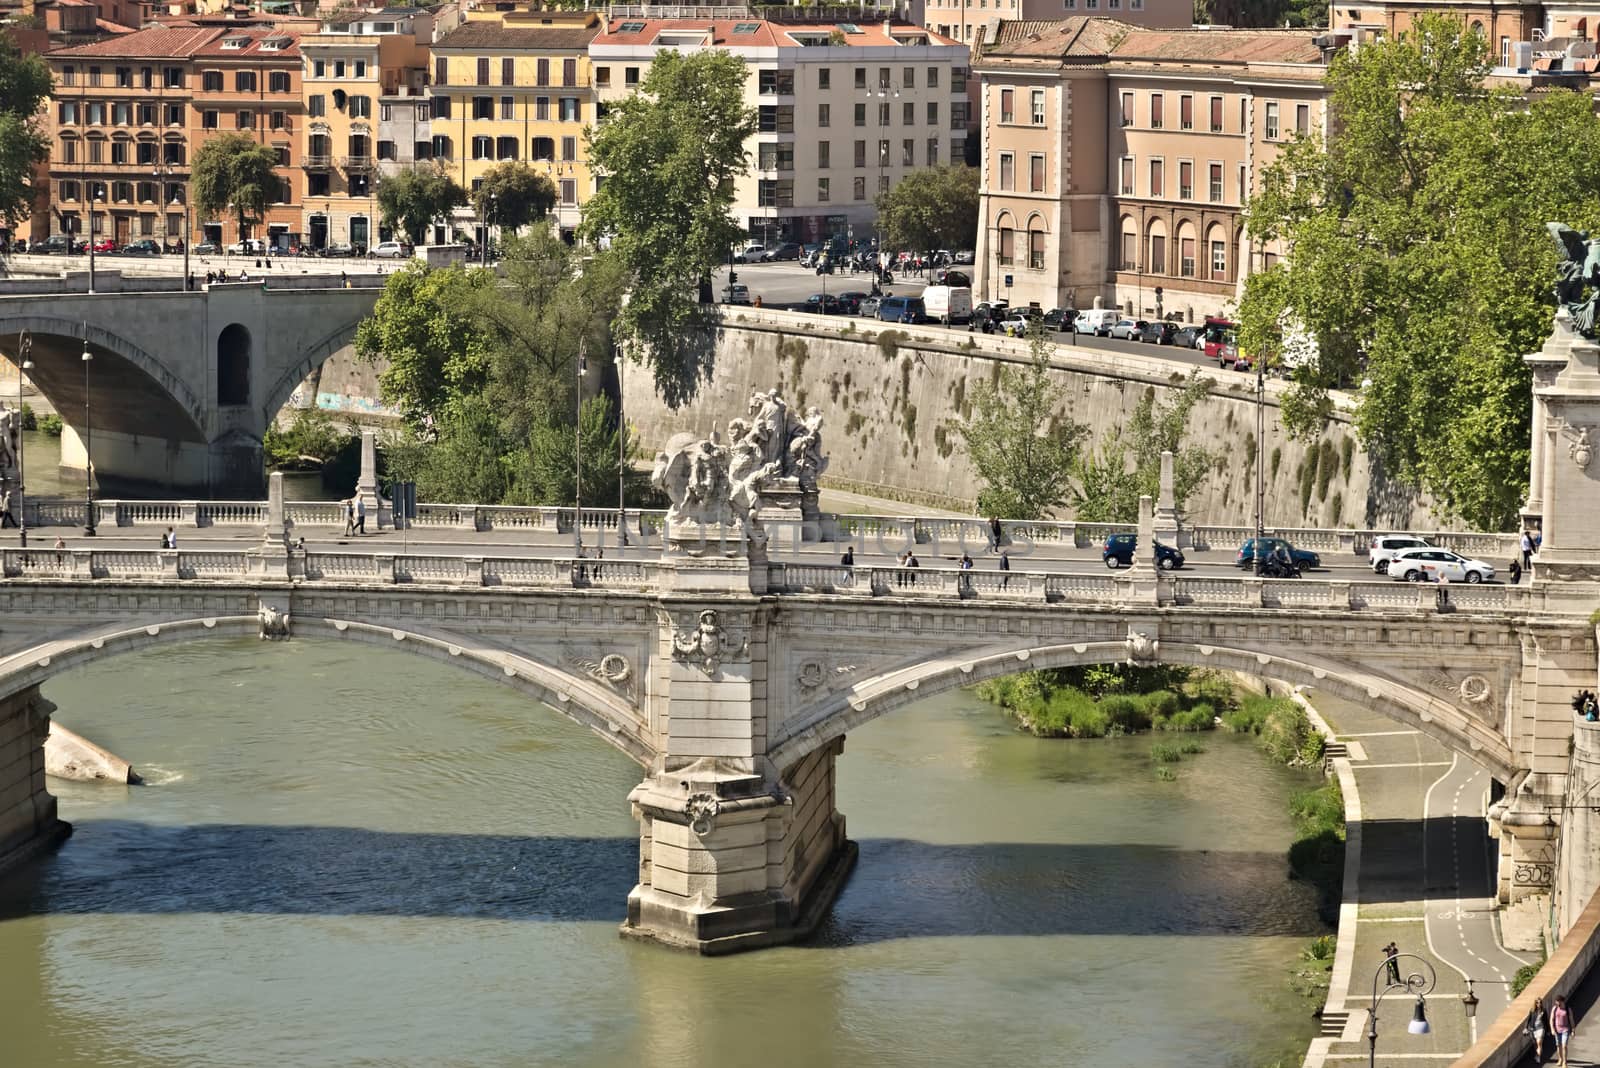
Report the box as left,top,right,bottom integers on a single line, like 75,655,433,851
924,0,1187,45
300,10,429,250
428,11,602,239
973,18,1333,319
590,17,968,247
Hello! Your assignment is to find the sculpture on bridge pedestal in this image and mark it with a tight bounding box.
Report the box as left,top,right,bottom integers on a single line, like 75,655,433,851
0,406,20,491
258,602,291,641
1549,223,1600,337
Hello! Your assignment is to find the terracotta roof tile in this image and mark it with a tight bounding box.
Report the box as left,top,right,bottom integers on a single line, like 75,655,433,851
49,25,223,58
592,19,957,49
1111,26,1325,65
192,26,302,59
977,17,1137,60
434,22,601,50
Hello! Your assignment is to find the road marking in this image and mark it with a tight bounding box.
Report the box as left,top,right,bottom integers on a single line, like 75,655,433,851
1365,916,1428,923
1342,730,1423,738
1354,761,1453,769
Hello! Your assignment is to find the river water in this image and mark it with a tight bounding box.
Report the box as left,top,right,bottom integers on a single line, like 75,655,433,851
0,640,1326,1068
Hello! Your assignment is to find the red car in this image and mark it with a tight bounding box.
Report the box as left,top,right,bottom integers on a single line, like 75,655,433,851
91,238,117,253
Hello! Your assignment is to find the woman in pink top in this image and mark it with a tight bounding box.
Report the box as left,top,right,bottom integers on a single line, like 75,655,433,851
1552,994,1576,1066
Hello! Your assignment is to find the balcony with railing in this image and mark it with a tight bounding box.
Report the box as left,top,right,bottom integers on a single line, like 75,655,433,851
303,154,332,170
341,155,373,174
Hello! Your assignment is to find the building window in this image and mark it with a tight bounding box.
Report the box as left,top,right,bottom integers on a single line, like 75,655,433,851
1120,92,1133,127
308,95,325,118
435,56,448,85
624,66,639,86
59,180,79,202
473,96,492,119
902,138,914,166
1209,96,1223,132
270,110,286,130
435,95,452,119
927,137,938,165
110,141,127,165
1119,156,1133,196
927,66,938,88
878,174,889,195
853,175,866,200
236,111,255,130
472,135,492,160
819,102,830,127
953,67,967,92
854,140,866,167
1149,158,1163,198
560,98,579,122
1238,163,1247,203
166,103,184,126
1150,233,1165,275
561,136,576,161
878,101,890,126
1500,35,1511,67
200,70,220,92
1209,162,1223,202
1211,239,1227,280
927,101,939,126
1120,229,1135,271
350,96,371,119
1030,89,1045,125
1265,101,1280,140
165,66,183,88
237,71,256,92
496,136,517,160
378,140,396,160
1000,88,1014,123
1150,93,1163,129
818,140,829,168
999,152,1014,190
819,68,830,89
854,102,866,127
1179,160,1192,199
274,146,290,167
1180,237,1195,277
563,58,577,86
818,176,830,201
1180,94,1193,130
1030,153,1045,192
478,57,491,85
1296,103,1310,135
1029,229,1045,270
531,136,554,161
854,66,867,89
595,66,610,87
997,227,1014,266
535,97,549,120
60,139,76,164
500,96,514,120
902,101,914,126
270,71,290,93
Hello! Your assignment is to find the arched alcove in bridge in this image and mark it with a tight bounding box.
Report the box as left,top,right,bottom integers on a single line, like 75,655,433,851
216,323,251,408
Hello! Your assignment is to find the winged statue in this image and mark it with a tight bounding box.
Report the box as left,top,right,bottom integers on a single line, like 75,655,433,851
1547,222,1600,337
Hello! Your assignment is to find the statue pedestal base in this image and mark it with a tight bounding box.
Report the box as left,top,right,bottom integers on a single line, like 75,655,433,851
756,479,826,542
657,545,759,595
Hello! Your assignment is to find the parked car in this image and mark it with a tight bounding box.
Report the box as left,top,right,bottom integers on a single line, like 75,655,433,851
857,296,881,318
227,238,266,255
1075,309,1119,336
1108,318,1147,340
1137,320,1178,345
1236,537,1321,572
1042,308,1077,332
371,240,408,258
321,242,355,258
736,244,766,264
1388,547,1495,584
193,242,220,256
877,295,927,323
763,242,803,262
89,238,118,253
953,249,976,265
973,301,1009,325
35,234,80,255
1001,310,1042,337
721,283,751,305
836,291,868,315
1369,534,1433,574
1173,325,1204,349
1103,533,1185,571
922,284,972,324
804,293,841,314
120,239,161,256
933,268,971,287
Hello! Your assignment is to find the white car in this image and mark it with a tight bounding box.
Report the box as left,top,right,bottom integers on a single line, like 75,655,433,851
1368,534,1433,574
1388,547,1495,584
736,244,766,263
372,241,407,258
227,238,265,255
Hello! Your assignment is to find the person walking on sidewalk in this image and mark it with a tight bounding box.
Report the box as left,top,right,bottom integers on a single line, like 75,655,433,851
355,496,367,535
1384,943,1401,985
1552,995,1576,1066
1527,995,1548,1063
342,498,355,537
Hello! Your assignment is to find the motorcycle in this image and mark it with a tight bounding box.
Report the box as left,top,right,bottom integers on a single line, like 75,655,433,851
1258,555,1302,579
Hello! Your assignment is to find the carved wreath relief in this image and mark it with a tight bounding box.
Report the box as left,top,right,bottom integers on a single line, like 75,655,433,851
563,650,635,701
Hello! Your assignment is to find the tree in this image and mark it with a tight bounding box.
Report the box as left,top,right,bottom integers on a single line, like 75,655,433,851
376,165,466,245
1240,16,1600,528
951,330,1085,518
874,164,979,253
525,393,650,507
0,33,50,229
472,162,557,233
190,132,280,241
353,260,494,423
1069,372,1214,523
580,49,757,406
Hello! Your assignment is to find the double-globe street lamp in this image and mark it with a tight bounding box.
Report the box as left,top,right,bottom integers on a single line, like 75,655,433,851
1365,952,1436,1068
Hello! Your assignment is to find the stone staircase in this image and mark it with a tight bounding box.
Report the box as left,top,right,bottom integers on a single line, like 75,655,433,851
1319,1009,1352,1038
1323,739,1350,769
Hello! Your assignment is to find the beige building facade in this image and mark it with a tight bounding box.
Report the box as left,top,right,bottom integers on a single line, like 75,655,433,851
974,19,1333,320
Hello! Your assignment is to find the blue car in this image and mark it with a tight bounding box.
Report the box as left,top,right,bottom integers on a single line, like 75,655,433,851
1236,537,1320,571
877,295,927,323
1103,533,1185,571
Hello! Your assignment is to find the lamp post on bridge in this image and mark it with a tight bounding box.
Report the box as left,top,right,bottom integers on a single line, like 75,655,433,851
575,337,585,552
81,325,95,537
15,329,30,549
1364,952,1436,1068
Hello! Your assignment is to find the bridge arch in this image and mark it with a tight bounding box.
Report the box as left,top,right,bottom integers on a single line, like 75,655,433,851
0,314,208,439
259,318,363,427
0,615,654,767
768,639,1517,780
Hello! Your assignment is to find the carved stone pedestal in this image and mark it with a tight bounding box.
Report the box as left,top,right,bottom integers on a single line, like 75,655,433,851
622,740,854,954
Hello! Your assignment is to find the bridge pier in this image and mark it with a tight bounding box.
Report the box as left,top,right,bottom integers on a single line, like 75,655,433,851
0,685,69,874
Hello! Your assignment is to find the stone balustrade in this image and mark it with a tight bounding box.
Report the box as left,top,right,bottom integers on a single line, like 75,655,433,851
11,497,1522,560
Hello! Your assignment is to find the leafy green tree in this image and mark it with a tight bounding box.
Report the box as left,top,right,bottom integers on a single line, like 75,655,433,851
1069,372,1214,523
524,393,649,507
190,132,280,241
1240,16,1600,528
375,165,466,245
874,164,979,253
263,408,356,470
471,162,557,233
353,261,494,423
951,330,1085,518
0,33,50,229
580,49,757,405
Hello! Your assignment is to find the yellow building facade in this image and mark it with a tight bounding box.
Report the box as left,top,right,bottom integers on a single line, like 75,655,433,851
427,11,601,239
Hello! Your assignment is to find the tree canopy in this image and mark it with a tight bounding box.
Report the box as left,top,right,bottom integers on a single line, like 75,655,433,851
875,164,980,252
190,133,280,240
580,49,757,406
375,166,466,245
1069,372,1214,523
471,161,557,233
0,33,50,229
1239,16,1600,529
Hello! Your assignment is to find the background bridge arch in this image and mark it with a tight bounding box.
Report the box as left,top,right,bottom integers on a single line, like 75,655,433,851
768,639,1517,780
0,616,654,767
259,319,363,427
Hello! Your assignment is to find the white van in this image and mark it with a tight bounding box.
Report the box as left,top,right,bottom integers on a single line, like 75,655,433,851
922,285,973,324
1074,309,1119,336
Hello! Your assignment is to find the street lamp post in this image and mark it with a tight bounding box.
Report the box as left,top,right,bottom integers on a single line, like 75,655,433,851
16,329,30,549
575,338,586,550
1254,344,1265,577
617,351,628,550
81,326,95,536
1365,952,1436,1068
87,189,101,293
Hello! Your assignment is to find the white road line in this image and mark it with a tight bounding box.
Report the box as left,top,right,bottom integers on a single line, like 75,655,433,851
1353,761,1453,769
1341,730,1423,738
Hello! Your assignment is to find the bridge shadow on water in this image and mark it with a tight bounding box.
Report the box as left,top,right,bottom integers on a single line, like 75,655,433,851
0,820,1329,943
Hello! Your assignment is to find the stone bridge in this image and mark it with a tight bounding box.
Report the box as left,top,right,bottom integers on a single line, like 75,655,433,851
0,278,381,496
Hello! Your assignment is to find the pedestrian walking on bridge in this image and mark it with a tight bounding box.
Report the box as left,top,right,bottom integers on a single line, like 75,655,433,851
1553,995,1576,1067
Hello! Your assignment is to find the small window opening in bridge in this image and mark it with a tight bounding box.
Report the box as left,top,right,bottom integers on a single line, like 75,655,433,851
217,323,250,407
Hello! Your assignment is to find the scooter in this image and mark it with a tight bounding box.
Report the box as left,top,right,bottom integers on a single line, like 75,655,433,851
1258,555,1302,579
